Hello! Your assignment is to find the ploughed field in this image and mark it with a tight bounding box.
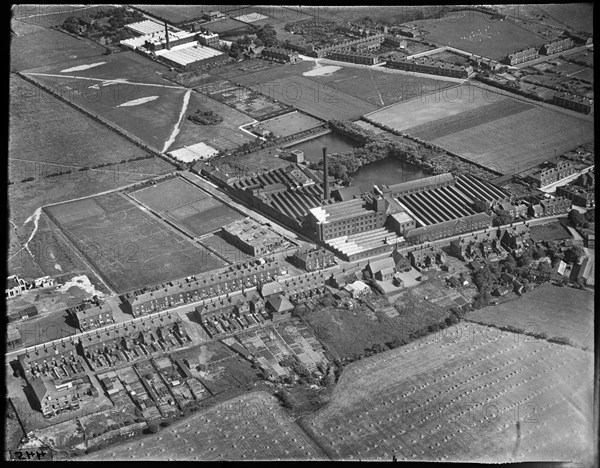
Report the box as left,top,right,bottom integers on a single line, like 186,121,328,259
467,283,594,350
301,323,593,462
81,391,328,461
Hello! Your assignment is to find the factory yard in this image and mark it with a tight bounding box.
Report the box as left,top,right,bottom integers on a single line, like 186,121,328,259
467,284,594,350
82,391,328,460
46,192,226,294
301,323,594,462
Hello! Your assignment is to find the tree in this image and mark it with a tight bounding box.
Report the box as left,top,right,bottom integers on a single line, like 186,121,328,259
584,208,595,223
564,246,584,264
518,249,533,268
537,261,552,283
568,209,585,227
146,424,159,434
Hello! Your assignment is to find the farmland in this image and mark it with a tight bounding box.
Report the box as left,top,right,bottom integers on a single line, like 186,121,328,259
253,112,324,138
197,79,291,120
406,10,552,60
130,176,245,237
467,284,594,350
172,91,255,152
82,391,328,460
366,85,594,174
131,5,243,24
46,192,226,294
301,323,594,462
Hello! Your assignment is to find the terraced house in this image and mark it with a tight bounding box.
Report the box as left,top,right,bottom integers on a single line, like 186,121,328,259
126,260,281,317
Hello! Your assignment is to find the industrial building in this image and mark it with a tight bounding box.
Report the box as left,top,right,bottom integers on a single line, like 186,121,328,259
221,217,291,256
124,19,165,36
386,57,473,79
156,42,226,70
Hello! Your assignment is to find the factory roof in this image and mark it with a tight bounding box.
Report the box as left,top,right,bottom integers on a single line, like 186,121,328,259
125,20,165,36
385,173,454,195
309,198,371,224
156,43,224,66
389,212,414,224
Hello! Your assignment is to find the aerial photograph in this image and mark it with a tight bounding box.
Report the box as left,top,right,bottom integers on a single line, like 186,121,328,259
6,3,596,463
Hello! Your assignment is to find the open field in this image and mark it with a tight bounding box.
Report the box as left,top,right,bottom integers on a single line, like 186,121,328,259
406,10,551,60
46,192,226,294
131,5,243,24
366,84,506,130
300,63,456,108
304,292,451,360
10,25,104,71
467,284,594,350
172,91,254,152
233,73,378,121
197,79,291,120
212,59,284,80
12,4,111,28
366,85,594,174
301,323,594,462
529,222,572,243
21,52,188,152
431,106,594,174
130,177,245,237
254,112,324,138
498,4,594,35
9,74,151,169
82,391,328,460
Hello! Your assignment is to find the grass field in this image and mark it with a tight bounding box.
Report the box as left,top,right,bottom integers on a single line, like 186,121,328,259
46,192,226,293
254,112,324,138
82,391,328,460
529,222,572,243
10,24,105,71
131,5,243,24
366,85,594,174
21,52,188,152
301,64,456,108
301,323,594,462
212,59,284,80
9,74,151,169
233,73,378,121
467,284,594,350
499,4,594,35
407,10,551,60
304,292,451,360
130,177,245,237
172,91,254,152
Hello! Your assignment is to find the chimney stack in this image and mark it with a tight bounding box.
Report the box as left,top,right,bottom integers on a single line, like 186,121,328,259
322,147,330,201
164,21,170,50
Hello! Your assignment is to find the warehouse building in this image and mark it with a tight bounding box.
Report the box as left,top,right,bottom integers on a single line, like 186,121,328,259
125,19,165,36
221,217,291,256
156,42,227,70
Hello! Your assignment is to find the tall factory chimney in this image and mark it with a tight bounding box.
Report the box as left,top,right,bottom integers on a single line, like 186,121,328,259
164,21,170,50
322,147,330,201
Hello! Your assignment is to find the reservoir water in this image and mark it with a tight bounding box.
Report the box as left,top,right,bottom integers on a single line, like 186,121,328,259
288,132,358,162
349,158,425,193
